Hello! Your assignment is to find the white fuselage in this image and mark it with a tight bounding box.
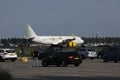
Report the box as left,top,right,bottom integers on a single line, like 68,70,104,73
32,36,84,45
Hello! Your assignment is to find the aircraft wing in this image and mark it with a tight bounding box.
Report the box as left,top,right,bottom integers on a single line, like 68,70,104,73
60,38,75,44
52,34,76,45
52,38,75,45
60,34,76,45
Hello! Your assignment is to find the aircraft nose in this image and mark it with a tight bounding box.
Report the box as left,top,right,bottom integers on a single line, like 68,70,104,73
80,39,84,43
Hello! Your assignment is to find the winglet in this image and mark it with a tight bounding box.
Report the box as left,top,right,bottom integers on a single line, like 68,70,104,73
72,33,75,39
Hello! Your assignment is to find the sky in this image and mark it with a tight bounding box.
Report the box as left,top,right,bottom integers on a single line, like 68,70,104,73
0,0,120,38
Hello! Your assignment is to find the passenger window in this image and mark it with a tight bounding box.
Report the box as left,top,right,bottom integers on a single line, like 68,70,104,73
0,50,4,53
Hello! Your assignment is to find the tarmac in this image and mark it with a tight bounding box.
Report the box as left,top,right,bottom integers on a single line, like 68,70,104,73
0,58,120,80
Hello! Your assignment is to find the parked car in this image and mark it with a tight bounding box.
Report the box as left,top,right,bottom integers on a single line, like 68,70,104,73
0,48,17,62
97,47,109,59
40,48,82,67
103,46,120,62
77,48,97,59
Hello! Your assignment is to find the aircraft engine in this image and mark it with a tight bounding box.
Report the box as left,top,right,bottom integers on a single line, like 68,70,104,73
68,42,77,47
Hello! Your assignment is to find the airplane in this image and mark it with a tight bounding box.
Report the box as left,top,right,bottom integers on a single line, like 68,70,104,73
25,24,84,47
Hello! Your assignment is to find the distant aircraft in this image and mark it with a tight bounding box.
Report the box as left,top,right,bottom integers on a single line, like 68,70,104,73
24,24,84,47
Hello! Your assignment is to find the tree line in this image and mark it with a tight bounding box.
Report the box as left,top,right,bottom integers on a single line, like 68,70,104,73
0,37,120,47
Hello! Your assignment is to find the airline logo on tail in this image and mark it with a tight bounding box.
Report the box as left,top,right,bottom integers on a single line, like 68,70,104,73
25,24,84,47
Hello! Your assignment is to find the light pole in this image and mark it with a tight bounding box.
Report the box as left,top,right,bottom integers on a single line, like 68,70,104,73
96,32,100,44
